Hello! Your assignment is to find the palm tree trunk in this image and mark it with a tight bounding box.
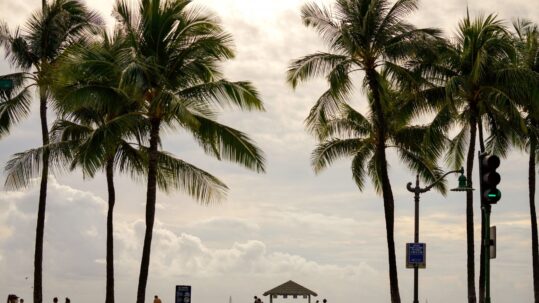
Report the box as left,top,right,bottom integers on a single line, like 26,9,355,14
34,86,50,303
529,137,539,302
380,150,400,303
478,121,486,303
136,118,161,303
106,158,116,303
366,69,401,303
466,113,478,303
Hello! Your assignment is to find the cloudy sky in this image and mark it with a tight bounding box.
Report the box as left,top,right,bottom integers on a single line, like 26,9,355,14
1,0,539,302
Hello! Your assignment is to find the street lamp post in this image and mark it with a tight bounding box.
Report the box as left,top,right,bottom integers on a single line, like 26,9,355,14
406,167,472,303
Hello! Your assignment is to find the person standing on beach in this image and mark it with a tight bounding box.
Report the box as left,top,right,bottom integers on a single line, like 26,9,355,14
6,294,18,303
154,295,162,303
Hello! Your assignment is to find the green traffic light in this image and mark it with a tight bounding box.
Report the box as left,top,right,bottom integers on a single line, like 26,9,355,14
485,189,502,203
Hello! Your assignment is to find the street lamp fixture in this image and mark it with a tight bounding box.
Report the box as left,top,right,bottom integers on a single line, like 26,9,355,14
0,79,14,90
406,167,474,303
451,168,474,192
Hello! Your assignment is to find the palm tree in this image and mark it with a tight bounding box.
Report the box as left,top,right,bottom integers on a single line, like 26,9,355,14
432,13,522,302
0,2,101,302
311,86,446,195
511,19,539,302
113,1,266,302
287,0,440,301
51,31,144,303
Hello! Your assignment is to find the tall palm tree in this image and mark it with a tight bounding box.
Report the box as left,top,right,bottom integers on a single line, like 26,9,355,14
113,1,266,302
51,31,144,303
431,13,522,303
511,19,539,302
0,2,101,302
287,0,440,301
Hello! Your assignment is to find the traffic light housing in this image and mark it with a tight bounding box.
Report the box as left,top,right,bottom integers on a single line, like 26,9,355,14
479,154,501,204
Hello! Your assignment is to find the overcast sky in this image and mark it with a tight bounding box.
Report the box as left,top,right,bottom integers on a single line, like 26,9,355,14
1,0,539,303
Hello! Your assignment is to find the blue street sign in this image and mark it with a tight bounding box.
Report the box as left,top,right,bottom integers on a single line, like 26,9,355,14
176,285,191,303
406,243,426,268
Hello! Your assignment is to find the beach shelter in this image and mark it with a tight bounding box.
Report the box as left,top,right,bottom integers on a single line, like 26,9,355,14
263,280,318,303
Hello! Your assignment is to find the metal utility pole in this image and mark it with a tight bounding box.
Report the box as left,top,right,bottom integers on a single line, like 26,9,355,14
479,153,502,303
406,167,472,303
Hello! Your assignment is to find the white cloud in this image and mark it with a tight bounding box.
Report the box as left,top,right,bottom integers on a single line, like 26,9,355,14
0,180,387,302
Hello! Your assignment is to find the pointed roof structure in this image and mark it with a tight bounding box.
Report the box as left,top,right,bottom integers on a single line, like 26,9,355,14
263,280,318,297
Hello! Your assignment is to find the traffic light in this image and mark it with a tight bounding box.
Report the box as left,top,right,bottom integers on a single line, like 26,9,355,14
479,154,501,204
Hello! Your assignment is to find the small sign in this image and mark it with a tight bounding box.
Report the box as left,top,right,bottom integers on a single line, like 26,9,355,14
406,243,426,268
176,285,191,303
490,226,496,259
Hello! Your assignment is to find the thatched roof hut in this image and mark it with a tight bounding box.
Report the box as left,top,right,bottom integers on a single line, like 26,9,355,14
263,280,318,303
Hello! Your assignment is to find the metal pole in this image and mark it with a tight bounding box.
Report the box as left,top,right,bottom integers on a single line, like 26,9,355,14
485,204,491,303
413,175,420,303
406,168,463,303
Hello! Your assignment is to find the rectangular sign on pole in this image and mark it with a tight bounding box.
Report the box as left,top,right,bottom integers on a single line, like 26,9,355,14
406,243,426,268
175,285,191,303
490,226,496,259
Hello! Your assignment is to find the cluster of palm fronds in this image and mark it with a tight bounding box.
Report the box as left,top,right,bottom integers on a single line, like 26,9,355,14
288,1,539,303
0,1,265,303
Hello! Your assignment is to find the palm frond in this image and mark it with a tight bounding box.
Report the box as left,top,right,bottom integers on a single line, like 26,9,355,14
397,148,446,194
0,77,33,138
178,80,264,111
287,52,350,88
154,151,228,203
4,141,76,190
311,138,365,173
350,143,373,191
115,141,146,179
301,2,341,48
367,151,383,194
305,89,349,138
323,105,372,139
445,124,469,169
190,115,265,173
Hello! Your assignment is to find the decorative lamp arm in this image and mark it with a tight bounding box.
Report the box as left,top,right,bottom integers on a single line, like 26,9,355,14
422,167,464,192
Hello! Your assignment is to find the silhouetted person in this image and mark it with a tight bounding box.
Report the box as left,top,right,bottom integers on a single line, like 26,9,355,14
53,297,58,303
19,299,23,303
65,298,70,303
323,299,327,303
253,296,258,303
153,295,162,303
6,294,18,303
